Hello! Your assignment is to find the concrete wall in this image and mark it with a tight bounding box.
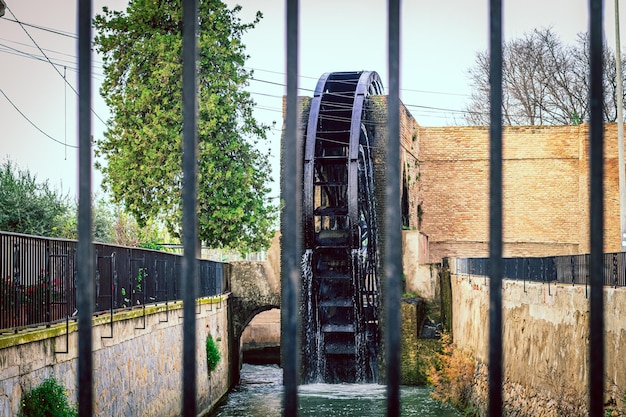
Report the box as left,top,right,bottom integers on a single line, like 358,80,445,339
0,297,230,417
450,262,626,416
402,230,436,299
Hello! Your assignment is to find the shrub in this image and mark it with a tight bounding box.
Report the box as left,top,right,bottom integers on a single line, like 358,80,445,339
428,332,476,413
20,377,77,417
206,334,221,375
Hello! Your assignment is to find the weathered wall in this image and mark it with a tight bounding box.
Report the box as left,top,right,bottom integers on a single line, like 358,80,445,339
0,297,229,417
450,262,626,416
228,260,280,341
369,96,423,231
419,124,622,263
402,230,434,298
240,309,280,365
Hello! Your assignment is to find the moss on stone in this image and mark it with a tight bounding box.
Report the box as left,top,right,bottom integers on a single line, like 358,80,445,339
0,295,226,349
400,300,442,385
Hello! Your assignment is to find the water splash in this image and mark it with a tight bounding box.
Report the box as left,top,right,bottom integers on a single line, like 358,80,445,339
301,249,323,382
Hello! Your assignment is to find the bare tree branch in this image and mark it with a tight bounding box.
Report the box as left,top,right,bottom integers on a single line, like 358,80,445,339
464,27,626,125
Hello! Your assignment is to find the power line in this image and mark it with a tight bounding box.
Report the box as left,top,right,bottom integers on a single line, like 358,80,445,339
0,16,76,38
0,44,106,79
0,87,78,149
246,65,470,98
401,86,469,97
247,74,474,117
5,6,107,127
0,35,103,65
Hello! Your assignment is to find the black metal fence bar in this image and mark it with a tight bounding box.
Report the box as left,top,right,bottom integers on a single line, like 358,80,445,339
456,252,626,288
588,0,605,415
282,0,300,415
77,1,93,414
385,0,401,415
488,0,504,415
181,0,199,414
0,232,224,332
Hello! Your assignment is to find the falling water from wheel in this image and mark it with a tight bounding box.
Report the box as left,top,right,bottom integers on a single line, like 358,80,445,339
301,71,383,383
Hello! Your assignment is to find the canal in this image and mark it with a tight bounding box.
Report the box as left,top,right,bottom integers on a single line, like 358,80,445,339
210,364,463,417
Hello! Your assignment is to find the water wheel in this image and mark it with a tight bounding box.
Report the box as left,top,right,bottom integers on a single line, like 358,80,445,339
302,71,382,383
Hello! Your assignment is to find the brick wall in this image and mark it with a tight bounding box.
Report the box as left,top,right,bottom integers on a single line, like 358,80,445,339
293,94,622,263
419,123,622,262
370,96,422,231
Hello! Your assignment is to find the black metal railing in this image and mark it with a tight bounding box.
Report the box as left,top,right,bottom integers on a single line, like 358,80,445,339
456,252,626,288
69,0,607,415
0,231,225,332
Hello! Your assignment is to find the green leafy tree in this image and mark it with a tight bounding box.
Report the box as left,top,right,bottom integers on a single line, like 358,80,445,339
0,160,69,236
93,0,276,252
111,206,172,249
54,196,116,243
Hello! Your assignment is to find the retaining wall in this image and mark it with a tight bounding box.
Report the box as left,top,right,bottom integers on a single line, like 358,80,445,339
0,296,230,417
450,261,626,416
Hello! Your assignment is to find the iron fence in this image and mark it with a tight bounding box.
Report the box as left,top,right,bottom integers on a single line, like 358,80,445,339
455,252,626,288
0,231,225,332
68,0,606,415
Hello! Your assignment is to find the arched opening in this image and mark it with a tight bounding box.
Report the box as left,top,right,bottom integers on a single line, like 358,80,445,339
240,308,281,365
402,167,410,229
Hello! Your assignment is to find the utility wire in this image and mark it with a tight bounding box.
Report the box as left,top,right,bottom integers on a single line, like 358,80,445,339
0,44,106,79
2,15,470,98
0,35,104,65
2,13,472,121
5,6,107,127
0,16,77,38
3,14,470,111
248,88,478,118
247,75,474,116
247,65,470,97
0,87,78,148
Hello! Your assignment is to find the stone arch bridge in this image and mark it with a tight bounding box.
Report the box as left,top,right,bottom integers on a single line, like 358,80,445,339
226,234,281,384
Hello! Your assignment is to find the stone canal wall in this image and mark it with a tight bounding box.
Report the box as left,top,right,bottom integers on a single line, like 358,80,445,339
0,296,230,417
450,262,626,416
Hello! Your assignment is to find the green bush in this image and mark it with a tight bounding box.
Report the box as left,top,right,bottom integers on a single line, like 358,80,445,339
20,377,77,417
206,334,221,375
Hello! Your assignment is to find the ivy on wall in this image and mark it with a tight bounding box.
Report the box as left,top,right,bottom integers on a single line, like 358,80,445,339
206,334,221,375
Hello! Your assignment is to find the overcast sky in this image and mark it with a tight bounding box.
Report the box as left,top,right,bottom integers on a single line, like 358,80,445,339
0,1,614,200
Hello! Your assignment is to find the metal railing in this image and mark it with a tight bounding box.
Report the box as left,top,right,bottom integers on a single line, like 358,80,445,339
0,231,225,332
70,0,606,416
456,252,626,288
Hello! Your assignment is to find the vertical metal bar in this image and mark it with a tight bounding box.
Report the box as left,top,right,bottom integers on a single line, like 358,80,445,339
386,0,401,416
588,0,605,414
181,0,199,415
282,0,300,415
488,0,503,415
77,1,94,415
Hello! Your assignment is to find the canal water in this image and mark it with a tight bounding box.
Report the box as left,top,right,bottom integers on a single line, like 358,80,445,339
210,364,462,417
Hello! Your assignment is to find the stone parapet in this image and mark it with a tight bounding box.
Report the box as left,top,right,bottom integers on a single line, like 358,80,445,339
0,296,230,417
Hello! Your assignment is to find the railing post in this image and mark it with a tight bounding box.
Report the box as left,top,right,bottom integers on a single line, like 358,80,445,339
386,0,401,416
488,0,504,415
181,0,199,415
282,0,300,415
588,0,605,414
77,0,94,415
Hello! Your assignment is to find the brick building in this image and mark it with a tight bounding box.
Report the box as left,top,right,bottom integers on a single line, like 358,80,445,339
292,95,622,264
415,122,621,263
